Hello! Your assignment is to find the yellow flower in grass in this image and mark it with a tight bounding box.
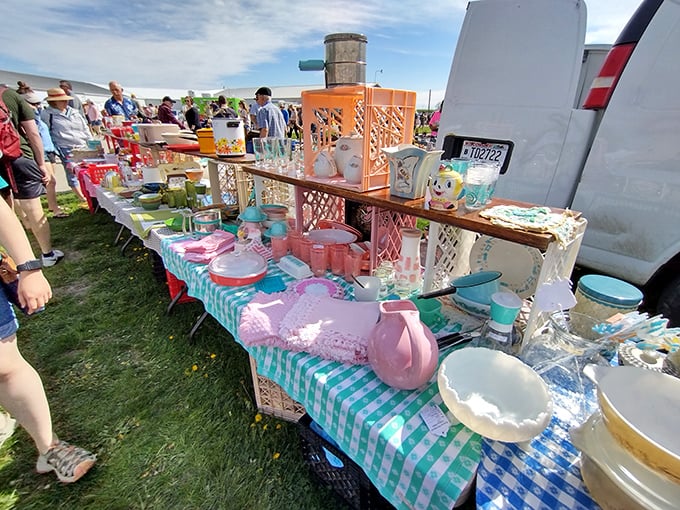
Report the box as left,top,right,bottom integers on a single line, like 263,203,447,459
254,413,262,423
263,424,268,431
276,424,282,430
168,335,174,340
273,452,281,460
191,364,198,372
210,353,216,359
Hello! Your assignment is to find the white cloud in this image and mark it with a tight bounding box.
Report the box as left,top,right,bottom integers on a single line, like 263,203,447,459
0,0,645,93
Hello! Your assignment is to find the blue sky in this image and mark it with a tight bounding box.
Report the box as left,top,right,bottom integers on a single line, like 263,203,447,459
1,0,642,107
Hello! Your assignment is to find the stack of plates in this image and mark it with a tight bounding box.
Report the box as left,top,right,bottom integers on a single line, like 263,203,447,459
571,366,680,509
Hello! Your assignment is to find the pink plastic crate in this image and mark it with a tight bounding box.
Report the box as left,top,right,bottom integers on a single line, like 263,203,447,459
301,86,416,192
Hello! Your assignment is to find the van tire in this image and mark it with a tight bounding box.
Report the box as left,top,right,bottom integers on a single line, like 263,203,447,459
657,276,680,328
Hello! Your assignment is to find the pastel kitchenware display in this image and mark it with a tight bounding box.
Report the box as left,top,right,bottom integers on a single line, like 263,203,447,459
183,209,221,237
382,144,443,200
312,150,338,178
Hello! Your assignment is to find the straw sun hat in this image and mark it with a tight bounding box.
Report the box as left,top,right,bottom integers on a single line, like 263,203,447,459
45,87,72,102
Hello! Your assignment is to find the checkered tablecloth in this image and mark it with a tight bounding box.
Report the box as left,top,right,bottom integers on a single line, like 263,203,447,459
476,382,600,510
95,187,181,254
161,237,483,510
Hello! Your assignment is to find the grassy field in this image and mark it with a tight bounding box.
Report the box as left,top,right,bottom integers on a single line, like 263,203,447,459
0,194,346,510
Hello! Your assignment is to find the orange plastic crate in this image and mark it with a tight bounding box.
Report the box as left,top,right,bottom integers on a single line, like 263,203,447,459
87,163,120,185
302,86,416,192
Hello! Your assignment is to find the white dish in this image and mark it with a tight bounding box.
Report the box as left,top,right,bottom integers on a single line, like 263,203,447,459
618,343,665,371
571,412,680,510
450,293,491,318
438,347,552,442
469,235,543,298
307,229,357,245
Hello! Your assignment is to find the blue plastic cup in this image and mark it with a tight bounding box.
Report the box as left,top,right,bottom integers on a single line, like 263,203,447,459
489,291,523,325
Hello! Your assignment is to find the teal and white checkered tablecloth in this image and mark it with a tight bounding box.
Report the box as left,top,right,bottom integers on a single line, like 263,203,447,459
161,237,482,510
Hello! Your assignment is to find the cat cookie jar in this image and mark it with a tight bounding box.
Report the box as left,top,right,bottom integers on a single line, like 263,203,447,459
429,165,464,211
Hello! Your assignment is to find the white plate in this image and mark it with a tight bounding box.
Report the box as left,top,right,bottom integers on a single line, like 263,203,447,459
571,412,680,510
438,347,552,442
307,229,357,245
469,235,543,298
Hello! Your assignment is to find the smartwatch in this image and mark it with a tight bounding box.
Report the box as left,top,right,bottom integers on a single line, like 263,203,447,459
16,259,43,272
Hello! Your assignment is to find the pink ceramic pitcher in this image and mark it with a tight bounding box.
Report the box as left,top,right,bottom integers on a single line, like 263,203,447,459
367,300,438,390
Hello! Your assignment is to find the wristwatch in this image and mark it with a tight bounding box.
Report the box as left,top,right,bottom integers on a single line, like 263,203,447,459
16,259,43,272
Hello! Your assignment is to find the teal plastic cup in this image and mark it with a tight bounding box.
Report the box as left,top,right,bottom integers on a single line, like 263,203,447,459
489,291,523,325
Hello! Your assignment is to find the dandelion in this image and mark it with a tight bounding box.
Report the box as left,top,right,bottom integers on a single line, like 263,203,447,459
276,424,282,430
192,364,198,372
263,424,268,431
250,423,256,428
118,433,124,440
169,335,174,340
273,452,281,460
129,276,135,280
254,413,262,423
203,373,208,378
210,353,216,359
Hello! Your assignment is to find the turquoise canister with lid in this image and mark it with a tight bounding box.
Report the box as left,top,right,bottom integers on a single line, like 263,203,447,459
572,275,643,321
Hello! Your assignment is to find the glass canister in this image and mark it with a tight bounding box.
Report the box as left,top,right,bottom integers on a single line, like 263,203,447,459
571,275,643,322
520,311,614,396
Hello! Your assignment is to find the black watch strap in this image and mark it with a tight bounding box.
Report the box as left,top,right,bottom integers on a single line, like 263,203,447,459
16,259,43,272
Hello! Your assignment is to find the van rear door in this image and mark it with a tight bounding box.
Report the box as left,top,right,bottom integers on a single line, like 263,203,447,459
571,0,680,285
437,0,595,207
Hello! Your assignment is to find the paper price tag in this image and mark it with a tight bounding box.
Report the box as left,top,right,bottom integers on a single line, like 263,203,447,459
420,404,451,437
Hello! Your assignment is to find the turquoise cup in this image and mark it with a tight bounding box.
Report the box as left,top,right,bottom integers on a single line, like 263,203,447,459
489,291,523,325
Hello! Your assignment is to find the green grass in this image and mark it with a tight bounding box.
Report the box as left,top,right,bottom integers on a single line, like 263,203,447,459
0,194,346,510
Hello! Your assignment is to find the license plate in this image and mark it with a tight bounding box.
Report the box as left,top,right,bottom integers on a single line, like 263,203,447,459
461,141,509,167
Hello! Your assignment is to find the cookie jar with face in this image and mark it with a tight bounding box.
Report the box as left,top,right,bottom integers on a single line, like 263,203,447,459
429,166,464,211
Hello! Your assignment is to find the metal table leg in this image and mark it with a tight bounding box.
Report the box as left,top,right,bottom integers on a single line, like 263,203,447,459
166,283,188,316
120,235,135,255
114,224,126,245
188,310,209,344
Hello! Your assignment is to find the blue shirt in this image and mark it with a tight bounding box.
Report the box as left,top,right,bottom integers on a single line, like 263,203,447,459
34,109,56,153
256,101,287,138
104,97,138,120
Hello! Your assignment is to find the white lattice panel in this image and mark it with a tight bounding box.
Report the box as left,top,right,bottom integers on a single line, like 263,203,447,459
252,176,296,212
370,208,418,271
207,160,251,210
422,222,478,291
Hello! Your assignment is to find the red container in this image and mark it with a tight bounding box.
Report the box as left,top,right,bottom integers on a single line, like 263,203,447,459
87,163,120,185
165,270,196,304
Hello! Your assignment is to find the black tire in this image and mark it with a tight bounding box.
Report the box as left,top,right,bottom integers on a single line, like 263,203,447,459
657,276,680,327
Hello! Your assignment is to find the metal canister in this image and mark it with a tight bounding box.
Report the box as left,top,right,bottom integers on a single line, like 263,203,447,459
571,275,643,322
324,33,368,87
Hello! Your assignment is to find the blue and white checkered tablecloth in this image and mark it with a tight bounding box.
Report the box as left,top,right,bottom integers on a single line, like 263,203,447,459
476,383,601,510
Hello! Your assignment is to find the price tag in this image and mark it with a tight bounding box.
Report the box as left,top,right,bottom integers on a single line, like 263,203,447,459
420,404,451,437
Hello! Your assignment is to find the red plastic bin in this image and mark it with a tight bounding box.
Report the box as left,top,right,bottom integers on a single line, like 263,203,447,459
87,164,120,185
165,270,196,304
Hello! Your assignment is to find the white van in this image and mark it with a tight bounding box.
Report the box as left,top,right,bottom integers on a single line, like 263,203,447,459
437,0,680,325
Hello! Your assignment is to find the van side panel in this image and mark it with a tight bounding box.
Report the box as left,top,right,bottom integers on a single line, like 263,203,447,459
571,0,680,285
437,0,588,205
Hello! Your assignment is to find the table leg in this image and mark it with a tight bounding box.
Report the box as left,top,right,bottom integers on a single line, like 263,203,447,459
166,283,188,316
120,234,135,255
114,224,126,245
188,310,209,344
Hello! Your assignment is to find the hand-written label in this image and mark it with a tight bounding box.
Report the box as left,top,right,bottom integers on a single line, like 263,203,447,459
420,404,451,437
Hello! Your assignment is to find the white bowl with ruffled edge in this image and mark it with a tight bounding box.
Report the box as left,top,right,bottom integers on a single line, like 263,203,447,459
438,347,553,442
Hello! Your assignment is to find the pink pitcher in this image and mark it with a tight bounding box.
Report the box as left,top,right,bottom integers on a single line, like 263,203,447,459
367,300,438,390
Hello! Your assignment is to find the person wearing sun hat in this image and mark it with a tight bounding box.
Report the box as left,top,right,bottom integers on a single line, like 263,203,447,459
41,88,90,203
20,91,66,218
254,86,286,138
157,96,185,128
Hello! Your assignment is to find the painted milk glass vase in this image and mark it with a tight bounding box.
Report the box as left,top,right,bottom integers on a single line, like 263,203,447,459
383,144,444,199
393,228,422,294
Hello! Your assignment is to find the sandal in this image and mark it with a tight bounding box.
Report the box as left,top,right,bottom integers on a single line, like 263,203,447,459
36,440,96,483
52,211,69,218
